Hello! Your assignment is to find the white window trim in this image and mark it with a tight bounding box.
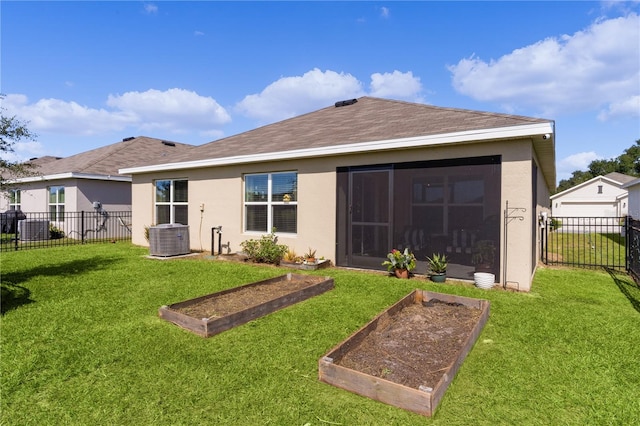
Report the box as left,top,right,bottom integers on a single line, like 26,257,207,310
9,189,21,210
154,179,188,224
244,171,297,234
48,185,65,221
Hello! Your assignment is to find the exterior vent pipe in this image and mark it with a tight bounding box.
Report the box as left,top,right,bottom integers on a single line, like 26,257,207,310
335,99,358,108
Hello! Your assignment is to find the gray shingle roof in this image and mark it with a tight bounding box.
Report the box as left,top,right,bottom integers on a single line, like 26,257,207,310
165,96,552,164
604,172,637,185
29,136,194,178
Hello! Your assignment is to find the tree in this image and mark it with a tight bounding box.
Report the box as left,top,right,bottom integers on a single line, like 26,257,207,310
0,97,37,189
556,170,594,193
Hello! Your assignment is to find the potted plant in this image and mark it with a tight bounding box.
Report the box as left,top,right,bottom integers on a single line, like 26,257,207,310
304,247,317,264
426,253,447,282
382,248,416,279
471,240,495,273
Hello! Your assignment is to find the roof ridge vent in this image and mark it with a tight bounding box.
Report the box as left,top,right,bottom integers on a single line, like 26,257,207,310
335,99,358,108
122,136,135,142
162,141,176,147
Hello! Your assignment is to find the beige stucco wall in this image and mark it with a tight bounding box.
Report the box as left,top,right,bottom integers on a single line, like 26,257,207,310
1,179,131,213
130,137,550,291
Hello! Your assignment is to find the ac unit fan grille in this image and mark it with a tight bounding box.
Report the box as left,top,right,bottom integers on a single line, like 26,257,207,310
149,224,190,257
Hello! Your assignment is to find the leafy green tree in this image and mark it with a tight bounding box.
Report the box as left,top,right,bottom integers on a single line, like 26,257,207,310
588,158,618,177
1,97,37,189
617,139,640,175
556,170,594,193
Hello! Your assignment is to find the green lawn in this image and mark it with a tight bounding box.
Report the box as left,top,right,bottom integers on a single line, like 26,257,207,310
545,231,626,268
1,244,639,425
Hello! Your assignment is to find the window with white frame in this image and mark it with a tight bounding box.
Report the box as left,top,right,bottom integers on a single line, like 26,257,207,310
9,189,21,210
48,186,65,221
155,179,188,224
244,172,297,233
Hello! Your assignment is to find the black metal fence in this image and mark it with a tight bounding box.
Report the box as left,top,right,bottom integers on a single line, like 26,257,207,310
0,211,132,252
542,216,627,270
626,218,640,284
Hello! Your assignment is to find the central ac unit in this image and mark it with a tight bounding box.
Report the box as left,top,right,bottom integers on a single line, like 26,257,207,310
19,219,51,241
149,224,190,257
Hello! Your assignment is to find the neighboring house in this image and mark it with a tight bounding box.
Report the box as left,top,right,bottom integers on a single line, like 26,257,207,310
121,97,556,291
550,172,636,218
622,176,640,219
1,136,193,238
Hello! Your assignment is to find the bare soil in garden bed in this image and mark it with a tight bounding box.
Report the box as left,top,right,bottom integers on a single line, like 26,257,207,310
173,275,322,318
336,299,484,390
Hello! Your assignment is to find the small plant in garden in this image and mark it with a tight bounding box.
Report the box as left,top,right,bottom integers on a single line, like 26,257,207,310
426,253,447,274
240,229,288,265
382,248,416,273
304,247,317,263
49,224,64,239
143,225,152,242
283,248,301,263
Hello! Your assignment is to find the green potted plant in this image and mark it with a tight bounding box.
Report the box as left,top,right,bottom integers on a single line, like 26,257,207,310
426,253,447,282
471,240,495,273
304,247,317,264
382,248,416,279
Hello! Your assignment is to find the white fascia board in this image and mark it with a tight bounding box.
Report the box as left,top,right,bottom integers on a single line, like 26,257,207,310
120,122,554,175
8,172,131,184
560,199,620,204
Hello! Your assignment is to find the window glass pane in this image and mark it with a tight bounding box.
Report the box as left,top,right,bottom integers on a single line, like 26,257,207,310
59,206,65,221
58,187,65,203
246,205,267,232
272,172,297,202
449,177,484,204
156,205,170,224
49,187,57,203
174,205,188,225
273,205,297,233
156,180,171,202
49,205,57,221
174,180,188,202
245,175,268,202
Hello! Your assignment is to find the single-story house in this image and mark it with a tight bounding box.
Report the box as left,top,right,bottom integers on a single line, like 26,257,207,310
1,136,193,238
622,176,640,220
121,97,556,291
550,172,635,218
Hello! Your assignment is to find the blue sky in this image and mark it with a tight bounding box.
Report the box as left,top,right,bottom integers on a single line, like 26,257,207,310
2,1,639,183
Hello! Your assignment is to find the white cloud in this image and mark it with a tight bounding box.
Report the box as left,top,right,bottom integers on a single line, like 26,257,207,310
380,7,390,19
236,68,425,123
0,140,46,163
449,13,640,119
235,68,365,122
2,89,231,138
143,3,158,14
3,94,136,135
557,151,600,180
597,95,640,120
369,71,423,102
107,88,231,133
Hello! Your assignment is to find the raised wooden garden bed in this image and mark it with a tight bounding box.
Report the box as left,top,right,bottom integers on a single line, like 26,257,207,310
318,289,490,417
159,273,334,337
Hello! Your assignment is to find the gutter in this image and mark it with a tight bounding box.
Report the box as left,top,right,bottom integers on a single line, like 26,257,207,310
7,172,131,184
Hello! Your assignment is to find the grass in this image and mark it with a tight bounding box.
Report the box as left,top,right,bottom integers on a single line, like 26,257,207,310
1,243,639,425
546,231,626,268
